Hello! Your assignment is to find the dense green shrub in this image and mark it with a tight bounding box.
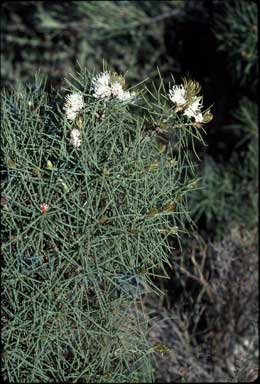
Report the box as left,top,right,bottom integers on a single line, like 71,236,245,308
1,68,211,381
2,1,258,382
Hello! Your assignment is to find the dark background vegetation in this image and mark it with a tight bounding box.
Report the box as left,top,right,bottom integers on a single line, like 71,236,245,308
1,0,258,382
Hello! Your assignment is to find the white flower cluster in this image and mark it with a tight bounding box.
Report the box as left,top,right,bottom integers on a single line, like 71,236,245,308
168,83,204,123
70,128,82,148
183,97,203,123
64,92,84,121
168,84,187,106
63,93,84,148
91,71,133,102
91,72,111,99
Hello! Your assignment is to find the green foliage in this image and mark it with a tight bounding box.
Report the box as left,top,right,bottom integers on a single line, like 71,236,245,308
190,99,258,238
190,1,258,239
1,1,185,88
1,69,205,382
164,4,259,380
226,98,258,143
2,1,258,381
214,0,258,87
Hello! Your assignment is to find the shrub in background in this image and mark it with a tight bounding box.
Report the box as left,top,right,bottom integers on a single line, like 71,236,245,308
190,0,258,240
145,222,258,382
1,1,185,88
190,99,258,238
214,0,258,88
1,68,211,382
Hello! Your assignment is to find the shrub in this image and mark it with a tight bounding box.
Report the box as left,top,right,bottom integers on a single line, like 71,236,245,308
1,68,211,382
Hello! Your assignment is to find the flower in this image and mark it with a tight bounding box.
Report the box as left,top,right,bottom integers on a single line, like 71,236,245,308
64,92,84,121
91,71,134,102
110,81,124,98
168,84,187,106
169,79,212,125
194,112,204,123
117,90,133,102
70,128,81,148
110,81,133,101
183,96,203,121
92,72,112,99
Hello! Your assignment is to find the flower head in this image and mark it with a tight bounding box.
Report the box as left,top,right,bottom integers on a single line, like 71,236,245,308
70,128,82,148
91,71,134,102
92,71,112,99
188,97,203,113
169,78,212,125
117,90,133,102
64,92,84,121
194,112,204,123
183,96,203,121
168,84,187,106
110,81,124,98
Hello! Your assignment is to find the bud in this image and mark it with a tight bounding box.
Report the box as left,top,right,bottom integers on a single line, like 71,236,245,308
46,160,54,170
40,203,49,214
153,342,170,354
